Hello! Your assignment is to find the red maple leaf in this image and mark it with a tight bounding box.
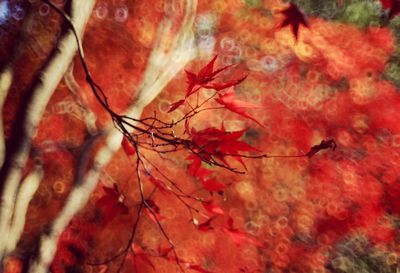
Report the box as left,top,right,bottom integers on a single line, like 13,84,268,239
279,2,309,40
189,125,258,175
218,128,259,168
215,88,264,127
188,155,213,180
188,157,227,192
168,55,246,112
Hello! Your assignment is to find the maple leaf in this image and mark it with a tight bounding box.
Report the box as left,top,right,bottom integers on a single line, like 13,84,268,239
215,88,264,127
305,139,336,158
279,2,309,40
218,129,259,168
96,184,129,226
121,136,136,155
188,125,259,174
381,0,400,19
168,55,246,112
188,155,212,177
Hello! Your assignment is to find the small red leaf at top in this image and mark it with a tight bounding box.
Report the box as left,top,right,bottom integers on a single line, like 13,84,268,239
121,136,136,155
280,2,309,40
183,55,245,98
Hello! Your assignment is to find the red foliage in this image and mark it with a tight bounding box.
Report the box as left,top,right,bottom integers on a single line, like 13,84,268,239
215,88,264,127
168,55,247,112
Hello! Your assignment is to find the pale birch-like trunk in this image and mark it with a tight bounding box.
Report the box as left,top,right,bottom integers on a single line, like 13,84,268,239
0,0,198,271
0,0,96,265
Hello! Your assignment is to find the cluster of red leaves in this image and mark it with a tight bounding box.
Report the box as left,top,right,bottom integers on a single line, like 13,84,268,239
190,125,258,169
168,55,247,112
187,125,258,192
188,153,227,193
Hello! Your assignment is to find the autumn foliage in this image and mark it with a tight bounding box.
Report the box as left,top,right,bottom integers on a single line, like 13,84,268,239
1,1,400,273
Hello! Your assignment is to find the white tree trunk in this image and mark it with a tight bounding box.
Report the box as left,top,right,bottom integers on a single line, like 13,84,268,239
0,0,96,262
28,0,197,272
